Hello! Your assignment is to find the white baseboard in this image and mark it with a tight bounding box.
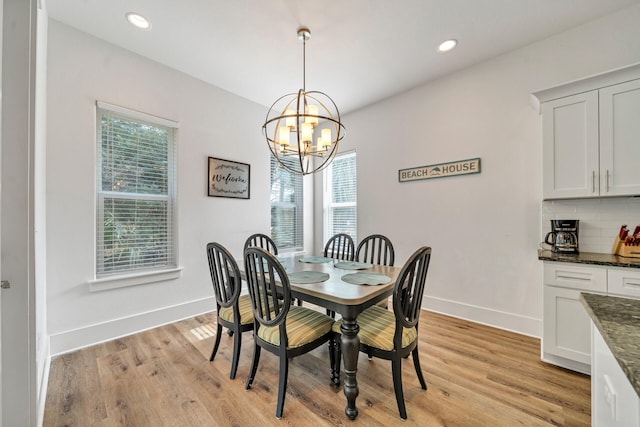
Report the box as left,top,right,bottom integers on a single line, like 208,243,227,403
542,352,590,375
423,295,542,338
49,296,215,356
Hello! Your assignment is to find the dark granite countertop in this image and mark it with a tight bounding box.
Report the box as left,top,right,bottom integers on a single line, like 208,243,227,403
580,293,640,397
538,250,640,269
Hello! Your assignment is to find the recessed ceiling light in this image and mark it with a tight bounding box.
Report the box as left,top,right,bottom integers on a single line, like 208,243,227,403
126,12,151,30
438,39,457,53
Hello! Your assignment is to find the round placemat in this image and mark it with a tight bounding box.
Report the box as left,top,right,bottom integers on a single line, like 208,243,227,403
288,271,330,284
334,261,373,270
341,272,391,286
298,256,333,264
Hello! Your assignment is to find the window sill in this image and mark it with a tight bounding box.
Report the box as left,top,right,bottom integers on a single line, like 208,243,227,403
88,267,183,292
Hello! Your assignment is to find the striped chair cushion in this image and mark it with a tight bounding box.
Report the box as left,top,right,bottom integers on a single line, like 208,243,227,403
218,294,254,325
332,305,417,351
258,306,334,348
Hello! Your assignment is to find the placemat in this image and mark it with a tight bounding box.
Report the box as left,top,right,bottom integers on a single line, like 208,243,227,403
298,256,333,264
334,261,373,270
341,272,391,286
288,271,330,284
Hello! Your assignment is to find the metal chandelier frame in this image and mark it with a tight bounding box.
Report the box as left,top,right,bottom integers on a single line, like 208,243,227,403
262,27,345,176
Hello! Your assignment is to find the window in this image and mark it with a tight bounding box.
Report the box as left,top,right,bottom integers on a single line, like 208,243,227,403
324,152,357,243
96,102,177,278
270,156,303,251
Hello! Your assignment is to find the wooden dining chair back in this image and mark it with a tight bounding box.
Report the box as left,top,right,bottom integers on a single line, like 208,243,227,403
332,246,432,419
243,247,336,419
244,233,279,255
206,242,254,379
323,233,355,261
356,234,396,310
356,234,395,266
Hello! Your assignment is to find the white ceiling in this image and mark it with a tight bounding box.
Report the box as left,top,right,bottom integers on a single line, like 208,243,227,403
46,0,640,114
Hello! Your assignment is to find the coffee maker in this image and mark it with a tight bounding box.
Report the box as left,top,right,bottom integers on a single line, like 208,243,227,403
545,220,579,254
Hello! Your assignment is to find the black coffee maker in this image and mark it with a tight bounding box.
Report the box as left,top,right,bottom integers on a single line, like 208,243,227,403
545,220,579,253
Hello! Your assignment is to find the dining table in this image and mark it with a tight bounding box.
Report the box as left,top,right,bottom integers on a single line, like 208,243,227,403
238,253,400,420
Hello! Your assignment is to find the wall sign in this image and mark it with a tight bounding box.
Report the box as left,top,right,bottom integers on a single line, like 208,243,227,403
399,157,481,183
208,157,250,199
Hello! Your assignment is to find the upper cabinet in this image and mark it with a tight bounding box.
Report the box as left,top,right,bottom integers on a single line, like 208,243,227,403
534,63,640,200
599,79,640,197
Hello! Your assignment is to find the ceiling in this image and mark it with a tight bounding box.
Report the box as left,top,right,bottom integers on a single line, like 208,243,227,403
46,0,640,115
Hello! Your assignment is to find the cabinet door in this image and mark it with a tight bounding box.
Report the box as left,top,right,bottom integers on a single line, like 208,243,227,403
600,79,640,196
592,324,640,427
543,285,594,365
542,91,599,199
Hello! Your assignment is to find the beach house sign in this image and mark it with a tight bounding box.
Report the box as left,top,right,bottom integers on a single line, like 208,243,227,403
398,157,481,183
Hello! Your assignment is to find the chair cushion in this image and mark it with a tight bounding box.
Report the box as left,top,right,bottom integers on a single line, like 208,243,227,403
258,306,334,348
218,294,254,325
332,305,417,351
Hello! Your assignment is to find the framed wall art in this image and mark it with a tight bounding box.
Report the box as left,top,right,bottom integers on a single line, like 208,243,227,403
207,157,250,199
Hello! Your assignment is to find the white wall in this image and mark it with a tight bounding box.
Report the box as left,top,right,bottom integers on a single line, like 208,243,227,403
46,20,271,354
46,2,640,354
330,4,640,337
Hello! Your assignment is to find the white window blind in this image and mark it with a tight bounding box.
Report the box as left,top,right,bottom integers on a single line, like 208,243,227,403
324,152,357,243
270,156,304,251
96,102,178,277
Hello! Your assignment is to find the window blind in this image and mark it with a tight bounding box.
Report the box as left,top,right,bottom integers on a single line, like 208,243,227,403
325,152,357,243
270,156,304,251
96,104,178,277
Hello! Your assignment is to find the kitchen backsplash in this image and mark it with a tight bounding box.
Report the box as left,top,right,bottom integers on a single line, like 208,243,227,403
542,197,640,254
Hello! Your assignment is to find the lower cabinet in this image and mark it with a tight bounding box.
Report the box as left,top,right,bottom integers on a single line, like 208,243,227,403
608,267,640,299
542,263,606,374
543,286,594,373
543,262,640,374
592,323,640,426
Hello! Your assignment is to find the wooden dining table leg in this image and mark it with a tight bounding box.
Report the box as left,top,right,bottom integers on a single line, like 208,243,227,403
340,315,360,420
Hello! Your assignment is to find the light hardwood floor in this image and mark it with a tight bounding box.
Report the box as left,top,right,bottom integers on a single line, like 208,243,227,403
43,309,590,426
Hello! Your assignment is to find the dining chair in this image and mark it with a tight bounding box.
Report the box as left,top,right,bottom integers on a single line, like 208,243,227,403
324,233,355,261
244,233,303,306
356,234,395,266
323,233,356,318
356,234,396,310
332,246,432,420
243,247,336,419
206,242,254,380
244,233,279,255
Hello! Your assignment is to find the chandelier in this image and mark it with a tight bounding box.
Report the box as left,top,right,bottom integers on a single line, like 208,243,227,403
262,27,345,175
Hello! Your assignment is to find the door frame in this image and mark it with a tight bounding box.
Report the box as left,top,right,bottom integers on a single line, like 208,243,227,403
1,0,39,425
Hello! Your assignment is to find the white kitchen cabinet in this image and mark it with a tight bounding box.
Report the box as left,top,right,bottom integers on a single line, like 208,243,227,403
599,79,640,196
534,63,640,200
541,91,599,199
542,263,607,374
608,268,640,299
592,323,640,427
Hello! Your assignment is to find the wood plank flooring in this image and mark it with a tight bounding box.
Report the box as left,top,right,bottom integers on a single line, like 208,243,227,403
43,309,590,426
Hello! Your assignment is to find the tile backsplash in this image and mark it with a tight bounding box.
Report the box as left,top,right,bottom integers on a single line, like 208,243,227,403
542,197,640,253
